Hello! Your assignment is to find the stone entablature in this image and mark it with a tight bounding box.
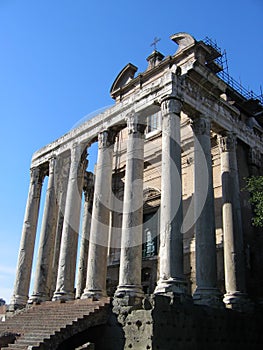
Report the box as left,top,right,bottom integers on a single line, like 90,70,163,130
10,32,263,312
31,37,263,168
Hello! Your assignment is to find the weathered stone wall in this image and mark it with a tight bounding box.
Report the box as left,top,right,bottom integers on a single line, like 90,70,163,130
76,298,262,350
119,296,263,350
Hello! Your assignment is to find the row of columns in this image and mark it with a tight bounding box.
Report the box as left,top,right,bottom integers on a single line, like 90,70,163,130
10,96,249,310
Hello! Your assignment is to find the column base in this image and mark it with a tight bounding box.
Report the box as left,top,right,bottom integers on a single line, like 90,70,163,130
9,294,28,311
81,289,106,301
52,290,75,302
114,284,144,307
154,277,187,295
28,293,50,305
223,292,253,312
193,287,223,308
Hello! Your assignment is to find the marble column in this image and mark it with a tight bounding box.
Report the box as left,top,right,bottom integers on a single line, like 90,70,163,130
82,131,114,299
76,172,94,299
114,113,146,304
219,132,248,309
53,143,87,301
50,157,70,296
29,157,58,303
191,116,222,307
155,97,186,295
10,166,44,309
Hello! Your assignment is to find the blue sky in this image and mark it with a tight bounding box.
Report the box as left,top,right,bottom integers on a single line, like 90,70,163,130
0,0,262,303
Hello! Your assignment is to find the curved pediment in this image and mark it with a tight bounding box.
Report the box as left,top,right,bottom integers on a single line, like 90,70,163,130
170,32,195,54
110,63,138,98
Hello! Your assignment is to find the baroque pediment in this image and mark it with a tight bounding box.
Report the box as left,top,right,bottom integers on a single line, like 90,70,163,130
110,63,138,98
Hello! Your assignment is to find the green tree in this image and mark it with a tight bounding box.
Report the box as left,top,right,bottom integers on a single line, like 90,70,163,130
245,176,263,228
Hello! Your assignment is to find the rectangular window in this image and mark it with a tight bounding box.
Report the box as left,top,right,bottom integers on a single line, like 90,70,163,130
145,112,161,134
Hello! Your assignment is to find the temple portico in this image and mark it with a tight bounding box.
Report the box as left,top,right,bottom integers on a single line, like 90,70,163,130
10,32,263,312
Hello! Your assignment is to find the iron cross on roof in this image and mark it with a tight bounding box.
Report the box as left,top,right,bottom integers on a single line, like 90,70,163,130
151,37,161,50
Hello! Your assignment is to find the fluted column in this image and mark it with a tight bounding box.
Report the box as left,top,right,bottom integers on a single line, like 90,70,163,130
76,172,94,299
191,116,222,307
219,132,248,309
155,97,186,295
29,157,58,303
53,143,86,301
10,166,44,309
82,131,114,299
114,113,146,304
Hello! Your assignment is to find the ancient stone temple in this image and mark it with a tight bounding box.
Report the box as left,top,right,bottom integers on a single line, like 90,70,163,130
1,32,263,349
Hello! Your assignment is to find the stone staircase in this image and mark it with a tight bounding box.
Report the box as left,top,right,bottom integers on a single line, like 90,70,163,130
0,298,110,350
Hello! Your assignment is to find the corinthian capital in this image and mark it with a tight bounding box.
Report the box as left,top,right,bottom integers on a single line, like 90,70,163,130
191,116,210,136
126,112,146,134
161,96,182,116
218,132,237,153
98,130,116,149
30,166,42,184
48,156,57,175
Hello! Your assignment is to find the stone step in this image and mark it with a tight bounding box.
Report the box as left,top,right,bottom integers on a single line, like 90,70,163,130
27,303,98,309
1,299,110,349
16,340,46,345
14,338,45,345
18,310,96,319
21,309,88,314
3,310,100,324
3,321,73,330
11,314,84,321
10,310,93,317
8,345,31,349
25,307,85,314
19,331,55,337
26,299,105,309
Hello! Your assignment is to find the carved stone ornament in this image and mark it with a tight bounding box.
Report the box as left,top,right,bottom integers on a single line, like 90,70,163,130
218,132,237,153
30,166,42,184
48,156,56,175
161,97,182,116
191,116,210,136
126,112,146,134
249,147,262,167
98,130,116,149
